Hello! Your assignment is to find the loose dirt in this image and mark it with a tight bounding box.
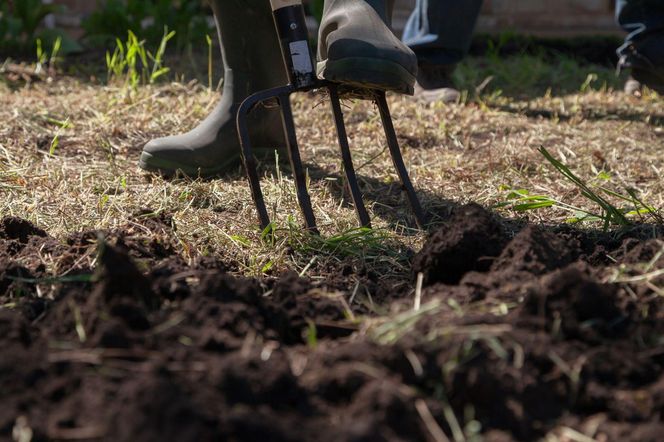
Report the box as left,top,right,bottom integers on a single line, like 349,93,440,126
1,205,663,441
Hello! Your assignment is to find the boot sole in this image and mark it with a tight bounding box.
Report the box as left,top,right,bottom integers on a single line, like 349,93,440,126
139,148,279,178
318,57,415,95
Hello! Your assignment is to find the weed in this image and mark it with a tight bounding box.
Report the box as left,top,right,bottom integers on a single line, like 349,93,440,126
579,73,599,93
540,146,629,227
35,39,47,68
106,28,175,92
48,115,70,156
497,147,662,230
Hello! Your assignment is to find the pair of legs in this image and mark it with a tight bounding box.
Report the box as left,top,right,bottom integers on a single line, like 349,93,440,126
404,0,664,96
617,0,664,94
140,0,417,177
403,0,482,102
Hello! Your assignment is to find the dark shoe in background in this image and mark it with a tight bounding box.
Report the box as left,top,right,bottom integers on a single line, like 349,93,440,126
414,62,460,103
617,44,664,95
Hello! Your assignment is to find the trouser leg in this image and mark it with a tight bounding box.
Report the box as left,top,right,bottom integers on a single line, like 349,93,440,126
403,0,483,67
616,0,664,65
616,0,664,93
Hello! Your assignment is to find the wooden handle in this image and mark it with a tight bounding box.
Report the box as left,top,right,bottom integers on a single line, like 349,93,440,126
270,0,301,10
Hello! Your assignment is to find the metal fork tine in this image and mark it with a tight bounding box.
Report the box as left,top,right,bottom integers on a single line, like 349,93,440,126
237,94,272,230
375,91,427,228
279,95,319,233
328,85,372,228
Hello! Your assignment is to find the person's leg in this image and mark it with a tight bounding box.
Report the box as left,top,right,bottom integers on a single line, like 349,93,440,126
616,0,664,94
403,0,483,102
139,0,287,177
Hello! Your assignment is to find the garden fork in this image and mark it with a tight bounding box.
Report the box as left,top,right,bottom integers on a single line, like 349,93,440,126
236,0,426,234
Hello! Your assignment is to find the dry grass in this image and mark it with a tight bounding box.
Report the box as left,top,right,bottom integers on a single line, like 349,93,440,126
1,53,663,289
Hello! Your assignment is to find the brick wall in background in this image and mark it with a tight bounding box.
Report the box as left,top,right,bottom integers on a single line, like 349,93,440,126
477,0,619,36
50,0,622,37
50,0,97,37
54,0,96,14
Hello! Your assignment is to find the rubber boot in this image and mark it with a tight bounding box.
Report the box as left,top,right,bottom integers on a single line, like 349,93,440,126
139,0,287,177
317,0,418,95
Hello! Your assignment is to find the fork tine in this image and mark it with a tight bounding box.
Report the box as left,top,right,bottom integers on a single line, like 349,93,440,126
237,93,272,230
328,85,372,228
279,95,319,233
375,91,427,228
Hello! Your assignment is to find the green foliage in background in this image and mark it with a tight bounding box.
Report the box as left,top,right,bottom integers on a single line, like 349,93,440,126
83,0,212,52
0,0,81,55
455,32,624,98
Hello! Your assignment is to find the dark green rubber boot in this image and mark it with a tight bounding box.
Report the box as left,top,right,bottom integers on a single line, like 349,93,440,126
139,0,287,177
317,0,418,95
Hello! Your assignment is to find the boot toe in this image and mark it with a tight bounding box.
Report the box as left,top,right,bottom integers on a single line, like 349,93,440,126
319,28,417,94
139,137,216,177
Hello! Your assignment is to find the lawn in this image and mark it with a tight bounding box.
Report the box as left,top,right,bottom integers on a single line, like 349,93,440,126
1,47,663,441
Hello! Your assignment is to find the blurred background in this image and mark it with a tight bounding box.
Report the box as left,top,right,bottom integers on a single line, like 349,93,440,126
0,0,629,97
2,0,622,58
47,0,621,38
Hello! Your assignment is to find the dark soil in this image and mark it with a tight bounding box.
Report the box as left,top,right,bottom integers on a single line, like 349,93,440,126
1,205,663,441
